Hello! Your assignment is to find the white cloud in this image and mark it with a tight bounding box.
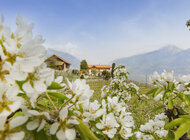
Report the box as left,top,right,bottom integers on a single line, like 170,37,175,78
44,42,80,57
63,42,78,56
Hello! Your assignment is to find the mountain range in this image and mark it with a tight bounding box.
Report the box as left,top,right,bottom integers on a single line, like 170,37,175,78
47,48,80,69
113,46,190,82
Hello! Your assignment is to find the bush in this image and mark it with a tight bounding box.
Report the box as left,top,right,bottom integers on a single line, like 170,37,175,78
80,60,88,71
82,70,88,75
80,74,85,79
102,70,111,80
78,70,82,75
72,69,78,75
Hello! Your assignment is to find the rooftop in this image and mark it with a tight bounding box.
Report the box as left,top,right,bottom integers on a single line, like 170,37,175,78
88,65,112,69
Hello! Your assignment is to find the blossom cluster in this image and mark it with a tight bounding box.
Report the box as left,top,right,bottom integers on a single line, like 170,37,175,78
135,113,168,140
149,70,190,105
0,14,57,139
49,78,94,140
149,70,190,139
89,65,138,139
0,14,98,140
101,65,140,101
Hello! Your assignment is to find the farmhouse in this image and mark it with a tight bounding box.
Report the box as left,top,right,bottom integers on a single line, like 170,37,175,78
88,65,112,72
45,55,71,70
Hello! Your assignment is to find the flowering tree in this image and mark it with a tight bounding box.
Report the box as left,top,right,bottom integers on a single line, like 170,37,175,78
1,14,190,140
0,14,141,140
148,71,190,140
0,14,95,140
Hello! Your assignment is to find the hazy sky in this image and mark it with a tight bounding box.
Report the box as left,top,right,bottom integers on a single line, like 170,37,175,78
1,0,190,64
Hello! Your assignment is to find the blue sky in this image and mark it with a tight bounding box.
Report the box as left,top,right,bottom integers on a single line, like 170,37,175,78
1,0,190,64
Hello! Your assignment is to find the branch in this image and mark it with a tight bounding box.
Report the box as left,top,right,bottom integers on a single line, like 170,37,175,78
6,108,22,123
46,92,58,111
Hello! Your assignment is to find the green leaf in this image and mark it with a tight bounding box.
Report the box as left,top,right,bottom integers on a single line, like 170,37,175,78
151,104,165,113
179,115,190,119
165,118,184,129
175,92,185,101
47,92,68,102
47,81,65,90
50,135,58,140
177,106,189,115
168,98,173,110
165,130,175,140
76,125,89,140
174,121,190,140
17,92,30,102
16,80,26,91
173,108,178,116
32,130,49,140
163,91,171,103
168,82,175,91
77,119,99,140
146,88,158,95
184,95,190,106
37,103,50,110
153,88,163,97
78,103,83,113
17,92,27,99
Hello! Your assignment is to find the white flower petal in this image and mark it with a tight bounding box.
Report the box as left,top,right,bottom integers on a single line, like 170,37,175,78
65,128,76,140
33,81,46,93
26,119,39,130
37,120,46,132
59,107,68,121
0,115,7,131
23,81,34,93
5,131,25,140
55,76,63,83
96,123,104,129
10,116,28,129
67,119,79,125
50,122,60,135
28,110,40,116
56,129,66,140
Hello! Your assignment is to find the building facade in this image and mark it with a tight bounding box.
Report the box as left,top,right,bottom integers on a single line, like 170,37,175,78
88,65,112,72
45,55,71,70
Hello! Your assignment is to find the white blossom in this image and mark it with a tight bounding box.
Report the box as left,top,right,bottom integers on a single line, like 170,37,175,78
67,79,93,102
96,113,119,138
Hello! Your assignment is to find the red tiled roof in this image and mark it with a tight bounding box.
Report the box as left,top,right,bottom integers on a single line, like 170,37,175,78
88,65,112,69
54,55,71,64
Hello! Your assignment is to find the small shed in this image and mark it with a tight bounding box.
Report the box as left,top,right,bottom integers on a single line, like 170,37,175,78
45,55,71,70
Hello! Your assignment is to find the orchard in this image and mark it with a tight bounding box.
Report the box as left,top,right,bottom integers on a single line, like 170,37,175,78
0,15,189,140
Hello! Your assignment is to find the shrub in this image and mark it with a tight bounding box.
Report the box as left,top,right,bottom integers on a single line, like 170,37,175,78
80,74,85,79
78,70,82,75
80,60,88,71
102,70,111,80
72,69,78,75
